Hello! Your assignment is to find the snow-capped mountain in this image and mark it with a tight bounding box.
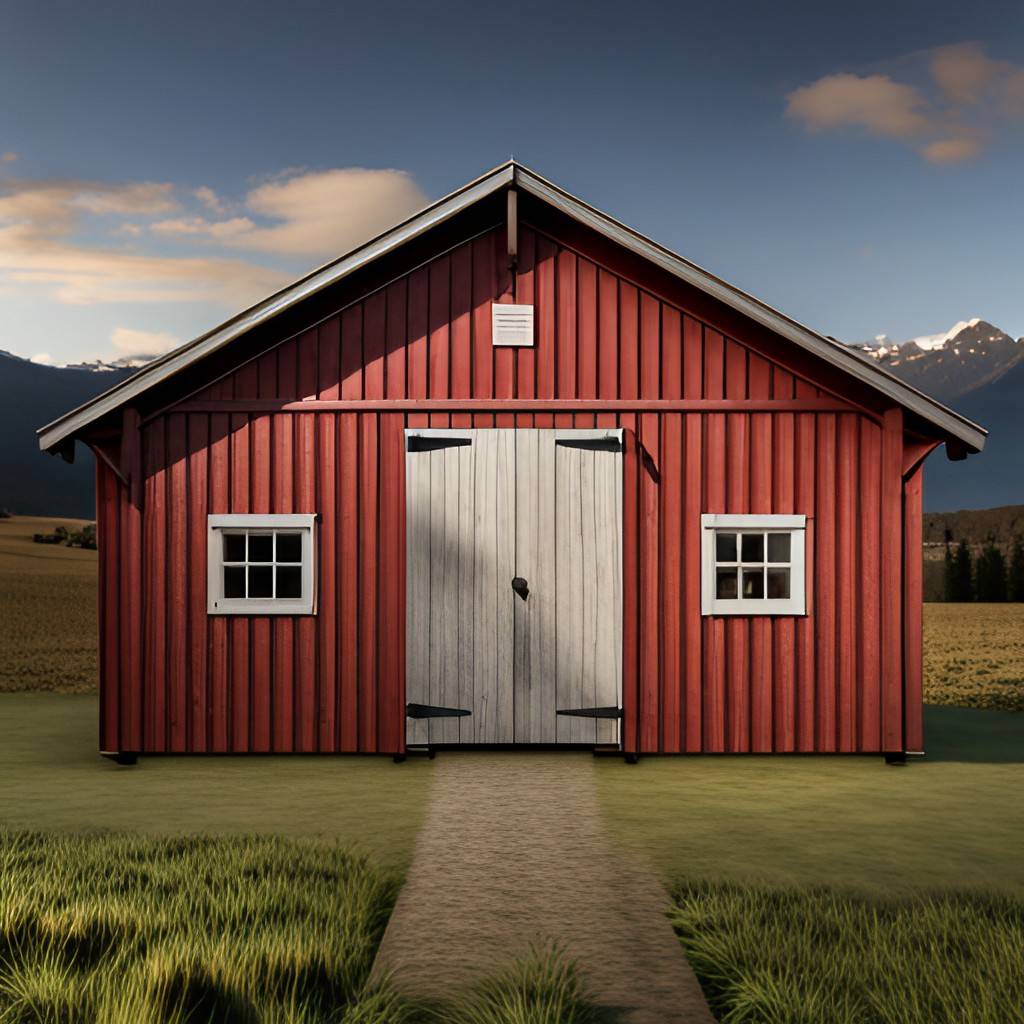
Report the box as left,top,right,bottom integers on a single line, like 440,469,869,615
849,319,1023,403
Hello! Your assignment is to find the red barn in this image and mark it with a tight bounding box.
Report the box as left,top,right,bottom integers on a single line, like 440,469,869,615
39,161,985,763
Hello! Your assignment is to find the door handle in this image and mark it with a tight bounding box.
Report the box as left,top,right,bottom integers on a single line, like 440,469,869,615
511,576,529,600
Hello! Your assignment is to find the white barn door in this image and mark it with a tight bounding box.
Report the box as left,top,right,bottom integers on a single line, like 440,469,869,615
405,429,622,747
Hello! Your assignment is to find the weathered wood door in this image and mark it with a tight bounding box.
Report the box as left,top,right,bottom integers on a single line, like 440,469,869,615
405,428,623,747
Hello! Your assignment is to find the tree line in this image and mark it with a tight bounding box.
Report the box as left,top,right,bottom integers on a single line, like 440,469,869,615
943,536,1024,602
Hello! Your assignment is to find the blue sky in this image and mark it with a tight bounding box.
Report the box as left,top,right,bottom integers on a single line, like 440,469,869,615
2,0,1022,365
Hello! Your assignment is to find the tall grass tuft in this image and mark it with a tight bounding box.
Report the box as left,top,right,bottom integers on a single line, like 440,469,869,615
0,830,421,1024
445,945,606,1024
670,880,1024,1024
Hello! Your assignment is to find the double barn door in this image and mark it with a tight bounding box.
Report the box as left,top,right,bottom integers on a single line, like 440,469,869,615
405,428,623,747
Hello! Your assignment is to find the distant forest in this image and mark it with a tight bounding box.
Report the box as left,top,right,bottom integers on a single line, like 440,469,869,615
923,505,1024,602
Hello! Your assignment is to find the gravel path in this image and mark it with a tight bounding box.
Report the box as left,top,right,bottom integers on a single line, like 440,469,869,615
373,752,715,1023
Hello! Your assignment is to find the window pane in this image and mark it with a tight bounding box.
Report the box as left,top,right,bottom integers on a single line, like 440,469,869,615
741,568,764,599
767,568,791,599
248,533,273,563
767,533,791,563
276,533,302,564
715,532,737,562
276,565,302,599
224,566,245,598
248,565,273,598
741,533,764,562
716,568,738,599
223,533,245,563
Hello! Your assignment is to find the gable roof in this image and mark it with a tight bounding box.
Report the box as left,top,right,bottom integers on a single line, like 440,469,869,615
38,160,986,455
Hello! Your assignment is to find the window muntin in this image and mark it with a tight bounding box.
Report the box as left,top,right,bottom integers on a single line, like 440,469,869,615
701,514,806,615
207,514,315,615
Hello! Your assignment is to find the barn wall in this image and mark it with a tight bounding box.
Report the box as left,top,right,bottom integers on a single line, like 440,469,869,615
102,220,915,755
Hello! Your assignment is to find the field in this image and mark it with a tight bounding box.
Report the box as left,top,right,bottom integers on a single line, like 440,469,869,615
0,693,431,870
0,515,97,693
924,603,1024,711
598,708,1024,1022
0,831,411,1023
670,883,1024,1024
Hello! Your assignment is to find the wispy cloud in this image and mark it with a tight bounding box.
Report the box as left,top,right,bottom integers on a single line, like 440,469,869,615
786,42,1024,163
153,168,427,258
110,326,180,360
0,163,427,364
1,152,18,164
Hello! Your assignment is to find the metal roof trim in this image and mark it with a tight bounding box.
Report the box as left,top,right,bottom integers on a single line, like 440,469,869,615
513,166,986,453
38,162,515,452
39,159,985,455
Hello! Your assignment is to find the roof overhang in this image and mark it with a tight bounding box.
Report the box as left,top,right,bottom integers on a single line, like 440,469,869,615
38,160,986,455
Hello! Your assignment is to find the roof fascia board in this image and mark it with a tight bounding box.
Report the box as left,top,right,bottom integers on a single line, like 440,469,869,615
514,167,986,453
39,159,985,455
38,163,515,452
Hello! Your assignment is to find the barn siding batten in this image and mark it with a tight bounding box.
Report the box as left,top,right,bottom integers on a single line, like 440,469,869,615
88,207,938,756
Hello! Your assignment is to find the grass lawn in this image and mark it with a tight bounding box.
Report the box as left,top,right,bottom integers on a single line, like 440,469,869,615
0,831,414,1024
596,705,1024,893
0,515,97,693
0,693,431,870
598,708,1024,1023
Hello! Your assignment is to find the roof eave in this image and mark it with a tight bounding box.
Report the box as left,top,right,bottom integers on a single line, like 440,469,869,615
37,161,516,453
38,158,986,456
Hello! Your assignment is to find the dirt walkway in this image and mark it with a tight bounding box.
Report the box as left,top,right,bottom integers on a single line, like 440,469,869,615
373,752,715,1023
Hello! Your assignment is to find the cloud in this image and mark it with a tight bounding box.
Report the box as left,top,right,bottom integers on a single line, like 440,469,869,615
145,168,428,259
931,42,1007,105
110,327,180,359
151,215,255,238
0,162,427,364
787,42,1024,163
0,177,290,307
921,137,983,164
30,352,52,364
787,73,930,138
193,185,224,213
1,152,17,164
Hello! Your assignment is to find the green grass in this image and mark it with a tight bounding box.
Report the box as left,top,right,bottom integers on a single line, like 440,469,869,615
0,694,431,871
445,947,606,1024
596,706,1024,893
0,832,605,1024
0,830,420,1024
669,882,1024,1024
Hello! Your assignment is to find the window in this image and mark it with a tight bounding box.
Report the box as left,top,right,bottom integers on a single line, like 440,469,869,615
207,514,316,615
701,514,806,616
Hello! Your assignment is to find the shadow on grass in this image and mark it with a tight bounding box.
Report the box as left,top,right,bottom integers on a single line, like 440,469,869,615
923,705,1024,764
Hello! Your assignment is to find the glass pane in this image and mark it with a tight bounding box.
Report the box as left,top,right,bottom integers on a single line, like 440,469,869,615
767,568,791,599
248,534,273,562
224,566,245,598
741,533,764,563
276,533,302,564
276,565,302,599
767,533,791,563
716,568,738,599
248,565,273,598
741,568,764,599
223,533,246,563
715,532,737,562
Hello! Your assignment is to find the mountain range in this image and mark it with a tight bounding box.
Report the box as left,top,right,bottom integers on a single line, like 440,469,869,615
1,317,1021,517
848,319,1023,511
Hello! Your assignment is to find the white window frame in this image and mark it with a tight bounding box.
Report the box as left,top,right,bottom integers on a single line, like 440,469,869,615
701,514,807,616
207,514,316,615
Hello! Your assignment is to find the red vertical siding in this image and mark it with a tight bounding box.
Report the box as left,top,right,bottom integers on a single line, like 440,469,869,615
98,220,922,756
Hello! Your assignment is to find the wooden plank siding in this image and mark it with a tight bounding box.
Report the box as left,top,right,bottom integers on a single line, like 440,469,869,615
94,219,923,755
